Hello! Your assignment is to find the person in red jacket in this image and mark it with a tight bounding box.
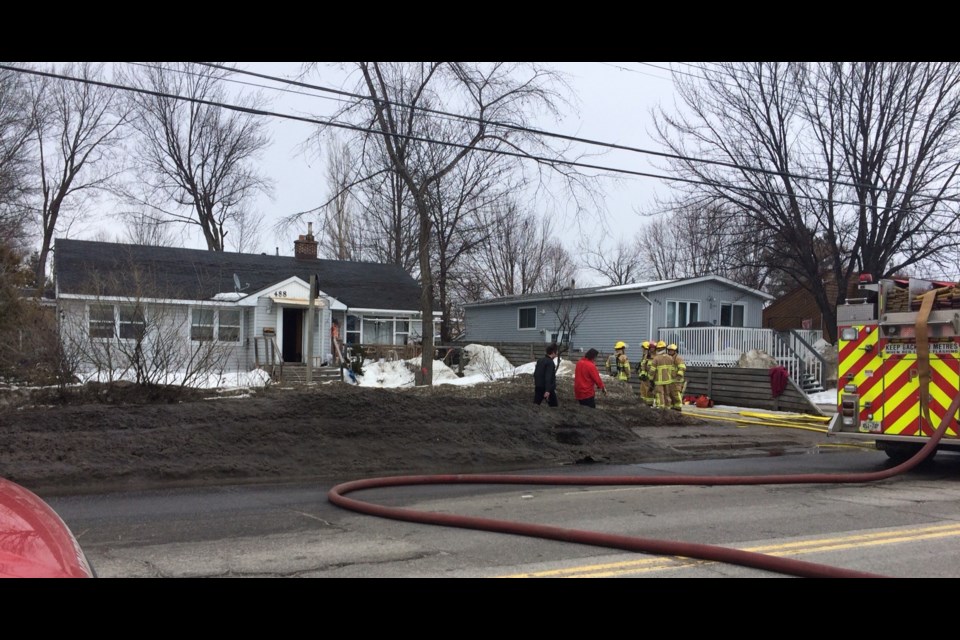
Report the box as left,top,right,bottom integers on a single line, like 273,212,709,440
574,348,606,408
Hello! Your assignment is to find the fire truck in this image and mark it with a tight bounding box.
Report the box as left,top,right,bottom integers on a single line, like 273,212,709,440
828,275,960,461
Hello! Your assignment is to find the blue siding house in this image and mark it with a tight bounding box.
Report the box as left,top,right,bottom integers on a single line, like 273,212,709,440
462,275,773,356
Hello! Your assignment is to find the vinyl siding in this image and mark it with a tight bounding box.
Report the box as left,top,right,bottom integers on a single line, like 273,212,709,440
464,278,769,355
650,281,764,328
464,294,653,354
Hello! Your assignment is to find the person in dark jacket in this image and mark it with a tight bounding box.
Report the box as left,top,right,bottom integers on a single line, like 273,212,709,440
533,343,560,406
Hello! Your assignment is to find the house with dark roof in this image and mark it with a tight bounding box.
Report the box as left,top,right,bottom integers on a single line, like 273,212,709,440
54,228,433,377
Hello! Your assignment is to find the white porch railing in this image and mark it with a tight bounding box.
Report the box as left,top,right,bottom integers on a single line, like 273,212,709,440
657,327,823,388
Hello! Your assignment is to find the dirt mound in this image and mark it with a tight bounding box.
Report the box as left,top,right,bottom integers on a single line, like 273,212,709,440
0,375,708,495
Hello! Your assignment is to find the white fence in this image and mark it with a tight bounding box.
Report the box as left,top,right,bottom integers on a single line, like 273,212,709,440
657,327,824,387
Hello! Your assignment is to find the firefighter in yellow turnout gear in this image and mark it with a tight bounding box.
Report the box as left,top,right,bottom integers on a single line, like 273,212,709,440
651,340,677,409
606,341,631,383
667,343,686,411
635,340,656,406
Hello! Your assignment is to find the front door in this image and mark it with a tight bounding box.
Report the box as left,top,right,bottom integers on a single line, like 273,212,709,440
282,307,304,363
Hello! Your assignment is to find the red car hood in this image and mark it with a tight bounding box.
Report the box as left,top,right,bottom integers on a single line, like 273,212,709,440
0,478,93,578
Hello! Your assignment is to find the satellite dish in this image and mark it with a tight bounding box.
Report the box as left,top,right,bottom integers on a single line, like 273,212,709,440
233,273,249,293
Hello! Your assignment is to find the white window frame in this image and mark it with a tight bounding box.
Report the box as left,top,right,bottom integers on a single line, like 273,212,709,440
218,308,242,343
89,303,149,341
345,314,418,346
394,318,410,345
89,303,116,340
118,304,147,341
345,314,361,345
720,302,746,327
190,307,241,343
518,306,538,330
666,300,700,328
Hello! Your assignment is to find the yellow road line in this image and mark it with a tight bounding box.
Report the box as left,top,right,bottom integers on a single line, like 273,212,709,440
500,523,960,578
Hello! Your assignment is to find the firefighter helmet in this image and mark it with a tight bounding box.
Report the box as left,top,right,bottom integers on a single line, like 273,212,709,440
641,340,651,349
614,341,627,350
668,343,678,351
656,340,666,349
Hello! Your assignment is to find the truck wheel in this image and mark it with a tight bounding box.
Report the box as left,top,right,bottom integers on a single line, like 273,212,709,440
880,442,932,464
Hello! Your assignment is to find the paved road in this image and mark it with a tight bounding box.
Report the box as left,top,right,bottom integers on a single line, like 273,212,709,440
51,444,953,578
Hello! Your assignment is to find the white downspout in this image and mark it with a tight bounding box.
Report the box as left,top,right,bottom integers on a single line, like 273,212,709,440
640,291,655,343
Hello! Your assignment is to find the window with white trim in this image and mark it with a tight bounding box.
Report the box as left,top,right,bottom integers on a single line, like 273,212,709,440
118,305,146,340
344,315,418,345
89,303,147,340
89,304,115,339
666,300,699,328
190,308,241,342
191,309,215,341
720,302,745,327
395,319,410,345
518,307,537,330
219,309,241,342
345,314,361,344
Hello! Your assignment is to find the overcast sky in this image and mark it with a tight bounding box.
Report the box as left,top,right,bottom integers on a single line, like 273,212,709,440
240,62,680,279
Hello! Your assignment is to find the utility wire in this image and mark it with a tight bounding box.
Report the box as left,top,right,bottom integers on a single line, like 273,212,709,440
205,61,954,204
197,61,868,190
4,63,954,210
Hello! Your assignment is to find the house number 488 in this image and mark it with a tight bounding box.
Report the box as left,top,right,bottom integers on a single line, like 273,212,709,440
274,290,287,297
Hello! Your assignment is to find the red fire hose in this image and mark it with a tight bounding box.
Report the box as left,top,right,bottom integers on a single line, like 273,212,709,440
329,290,955,578
329,389,958,579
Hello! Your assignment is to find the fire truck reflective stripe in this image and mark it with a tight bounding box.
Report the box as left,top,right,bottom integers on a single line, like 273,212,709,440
885,388,922,436
838,326,871,361
925,357,959,437
855,357,885,400
872,357,915,427
841,343,879,376
848,342,884,414
840,330,879,380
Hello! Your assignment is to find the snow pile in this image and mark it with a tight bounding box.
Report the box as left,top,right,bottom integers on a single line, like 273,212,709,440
807,389,837,405
350,343,520,388
78,368,272,389
356,358,415,387
435,344,518,387
462,344,516,379
514,357,576,378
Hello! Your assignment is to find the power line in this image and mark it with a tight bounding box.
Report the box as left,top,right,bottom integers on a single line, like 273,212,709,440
207,61,940,200
3,63,953,210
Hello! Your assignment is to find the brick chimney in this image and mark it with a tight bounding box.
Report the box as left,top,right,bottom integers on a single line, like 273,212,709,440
294,222,318,260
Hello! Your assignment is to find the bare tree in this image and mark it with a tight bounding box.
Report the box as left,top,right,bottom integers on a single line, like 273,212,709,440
637,198,770,290
578,232,646,285
222,206,264,254
0,64,34,245
546,286,589,356
466,201,576,298
319,136,363,260
293,62,585,384
120,207,180,247
655,62,960,341
355,152,418,270
425,136,513,342
123,62,273,252
24,62,127,289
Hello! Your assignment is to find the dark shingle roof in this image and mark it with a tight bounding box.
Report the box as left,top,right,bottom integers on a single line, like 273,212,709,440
54,239,424,311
